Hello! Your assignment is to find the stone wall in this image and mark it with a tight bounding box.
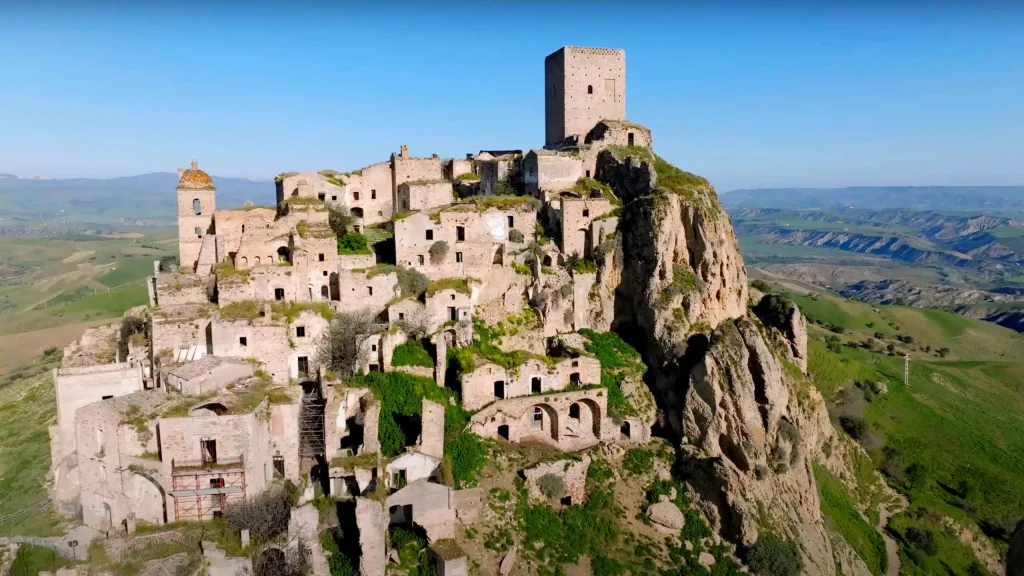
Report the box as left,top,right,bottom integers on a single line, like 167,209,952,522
545,46,625,146
385,452,441,489
560,198,613,258
155,273,208,306
178,187,216,272
392,155,443,204
468,388,610,452
356,498,388,576
395,210,503,281
54,363,144,460
419,399,444,459
385,480,456,541
460,356,600,411
337,270,400,317
524,150,583,199
397,181,453,212
345,162,395,226
277,172,345,204
151,305,213,358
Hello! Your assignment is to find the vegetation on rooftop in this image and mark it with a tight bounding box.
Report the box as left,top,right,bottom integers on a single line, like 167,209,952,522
425,277,471,297
272,300,335,323
274,172,299,183
296,220,336,239
337,232,372,255
219,300,267,321
214,260,251,282
455,172,480,182
281,196,329,211
578,329,642,421
453,195,541,212
570,177,621,206
606,145,654,163
391,339,435,368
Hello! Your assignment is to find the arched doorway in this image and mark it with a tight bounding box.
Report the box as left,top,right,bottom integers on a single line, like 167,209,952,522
103,502,113,529
128,472,167,525
577,229,589,258
330,272,340,301
277,246,289,263
525,404,558,442
321,285,329,299
578,398,603,440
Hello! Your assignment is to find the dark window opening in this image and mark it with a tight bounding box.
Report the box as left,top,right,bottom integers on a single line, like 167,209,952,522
532,407,543,429
620,421,631,439
212,510,224,519
354,191,360,200
627,132,635,146
102,395,113,400
508,215,514,227
570,372,580,385
318,193,325,201
392,469,407,490
274,288,285,301
498,424,510,441
319,253,325,262
455,252,463,263
371,190,377,199
239,337,247,347
582,209,589,217
493,381,505,399
195,226,202,238
210,477,225,488
193,199,202,215
331,195,337,201
418,255,425,265
367,286,373,296
456,226,465,241
587,85,593,94
273,455,285,478
426,230,433,240
560,496,572,506
449,307,457,321
585,170,590,178
201,439,217,465
298,356,309,375
531,377,542,394
398,313,405,320
296,326,306,338
569,403,580,419
323,270,328,276
369,364,380,372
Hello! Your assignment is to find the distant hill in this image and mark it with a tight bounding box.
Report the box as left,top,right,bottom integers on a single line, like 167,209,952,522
0,172,272,228
722,186,1024,213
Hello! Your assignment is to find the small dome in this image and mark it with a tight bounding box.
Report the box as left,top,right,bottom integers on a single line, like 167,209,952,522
178,160,215,190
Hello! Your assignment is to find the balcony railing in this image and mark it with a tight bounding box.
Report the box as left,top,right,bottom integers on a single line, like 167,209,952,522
171,455,244,476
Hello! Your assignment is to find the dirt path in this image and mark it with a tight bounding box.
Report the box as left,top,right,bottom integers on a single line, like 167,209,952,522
877,494,908,576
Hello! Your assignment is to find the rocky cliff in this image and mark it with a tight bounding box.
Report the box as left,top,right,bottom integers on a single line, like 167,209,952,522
594,149,855,575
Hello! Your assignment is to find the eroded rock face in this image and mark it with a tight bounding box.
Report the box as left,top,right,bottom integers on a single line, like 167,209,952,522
593,151,842,575
683,315,837,576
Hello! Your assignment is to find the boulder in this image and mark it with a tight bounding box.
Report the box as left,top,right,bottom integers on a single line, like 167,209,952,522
698,552,716,567
500,545,518,575
647,501,685,532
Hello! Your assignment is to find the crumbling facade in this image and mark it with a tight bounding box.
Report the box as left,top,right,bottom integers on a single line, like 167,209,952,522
49,47,654,571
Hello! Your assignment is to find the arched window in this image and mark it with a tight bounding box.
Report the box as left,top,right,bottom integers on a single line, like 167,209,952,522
254,256,261,265
240,256,247,267
569,403,580,420
587,85,593,94
193,198,201,215
321,285,329,299
532,407,543,429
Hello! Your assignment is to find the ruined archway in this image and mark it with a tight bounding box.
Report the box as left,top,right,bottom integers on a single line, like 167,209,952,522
128,472,167,525
524,403,559,442
578,398,603,440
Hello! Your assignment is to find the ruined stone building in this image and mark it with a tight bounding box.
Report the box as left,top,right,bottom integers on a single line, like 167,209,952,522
48,45,658,572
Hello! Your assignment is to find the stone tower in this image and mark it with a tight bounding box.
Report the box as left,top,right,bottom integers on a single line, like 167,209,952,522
176,160,216,271
544,46,626,147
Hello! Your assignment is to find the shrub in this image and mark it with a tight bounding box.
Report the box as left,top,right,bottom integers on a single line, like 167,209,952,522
391,339,434,368
905,526,938,556
328,204,355,236
897,334,915,344
510,260,532,276
874,331,885,339
747,533,802,576
538,474,567,500
509,228,525,243
753,293,796,331
337,232,371,255
567,254,598,274
839,415,868,440
455,172,480,182
937,347,950,358
750,279,773,293
623,448,654,475
429,241,449,264
226,483,293,540
444,433,486,488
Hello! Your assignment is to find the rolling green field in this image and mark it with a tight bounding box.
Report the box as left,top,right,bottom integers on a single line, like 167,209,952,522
0,232,174,339
788,288,1024,575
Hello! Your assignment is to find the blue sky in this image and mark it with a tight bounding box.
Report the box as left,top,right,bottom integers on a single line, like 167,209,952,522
1,2,1022,192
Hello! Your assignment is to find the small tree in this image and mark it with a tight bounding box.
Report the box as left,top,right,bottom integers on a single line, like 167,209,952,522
747,533,802,576
316,311,376,376
537,473,566,500
429,241,449,264
753,293,796,331
509,228,525,243
839,415,868,441
328,204,355,237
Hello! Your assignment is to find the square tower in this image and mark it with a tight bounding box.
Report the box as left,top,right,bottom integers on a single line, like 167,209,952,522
176,161,216,271
545,46,626,147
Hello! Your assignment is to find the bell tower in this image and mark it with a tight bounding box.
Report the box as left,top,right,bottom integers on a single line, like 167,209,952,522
176,160,217,271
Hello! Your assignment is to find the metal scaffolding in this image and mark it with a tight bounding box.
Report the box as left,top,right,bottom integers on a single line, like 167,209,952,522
169,456,246,522
299,383,326,458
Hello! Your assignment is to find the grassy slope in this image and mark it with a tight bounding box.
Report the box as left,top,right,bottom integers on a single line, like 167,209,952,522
796,290,1024,574
0,233,172,338
0,353,66,536
814,462,888,576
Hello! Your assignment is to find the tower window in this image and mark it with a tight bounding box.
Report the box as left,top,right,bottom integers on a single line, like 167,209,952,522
628,132,635,146
318,193,325,201
587,85,593,94
193,199,202,215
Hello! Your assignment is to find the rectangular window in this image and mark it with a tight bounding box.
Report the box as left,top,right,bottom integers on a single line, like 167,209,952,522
418,255,425,265
101,395,113,400
582,209,589,217
494,380,505,399
398,313,405,320
455,252,463,263
201,439,217,465
323,270,328,276
367,286,373,296
318,253,325,262
371,190,377,199
369,364,380,372
318,193,325,201
331,195,337,201
273,457,285,478
448,307,457,321
296,326,305,338
426,230,433,240
372,344,377,352
239,337,247,347
531,377,542,394
297,356,309,375
508,215,514,227
392,469,407,489
274,288,285,301
456,226,465,241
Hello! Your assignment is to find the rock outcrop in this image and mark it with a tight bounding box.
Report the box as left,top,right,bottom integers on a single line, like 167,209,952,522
594,150,846,575
647,497,685,532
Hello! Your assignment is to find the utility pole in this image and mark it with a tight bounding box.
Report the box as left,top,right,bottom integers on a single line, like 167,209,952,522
904,354,910,387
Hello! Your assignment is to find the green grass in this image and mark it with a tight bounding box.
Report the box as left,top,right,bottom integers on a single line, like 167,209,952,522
95,256,159,288
9,543,73,574
391,339,434,368
888,506,995,576
814,463,887,575
0,354,66,536
425,277,471,297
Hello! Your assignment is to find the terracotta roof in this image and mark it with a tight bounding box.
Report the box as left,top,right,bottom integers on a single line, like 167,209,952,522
178,160,216,190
